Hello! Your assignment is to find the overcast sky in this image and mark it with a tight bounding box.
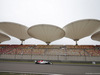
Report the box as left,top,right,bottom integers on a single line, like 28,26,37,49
0,0,100,45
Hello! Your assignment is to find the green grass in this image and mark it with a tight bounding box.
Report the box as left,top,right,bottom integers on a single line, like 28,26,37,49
0,60,33,63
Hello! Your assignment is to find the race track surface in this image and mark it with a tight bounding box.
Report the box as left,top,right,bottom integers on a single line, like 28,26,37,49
0,62,100,75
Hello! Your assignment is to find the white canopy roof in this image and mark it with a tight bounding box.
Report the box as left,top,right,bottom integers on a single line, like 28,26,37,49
0,22,31,41
0,32,10,43
91,31,100,41
63,19,100,41
28,24,65,45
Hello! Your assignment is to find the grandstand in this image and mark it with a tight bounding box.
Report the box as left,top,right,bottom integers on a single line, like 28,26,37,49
0,19,100,62
0,45,100,62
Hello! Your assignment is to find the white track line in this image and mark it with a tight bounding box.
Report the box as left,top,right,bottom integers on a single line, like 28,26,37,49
85,73,100,75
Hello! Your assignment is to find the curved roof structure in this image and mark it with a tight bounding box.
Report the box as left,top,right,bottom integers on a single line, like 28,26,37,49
0,32,10,43
63,19,100,45
0,22,31,43
91,31,100,41
28,24,65,45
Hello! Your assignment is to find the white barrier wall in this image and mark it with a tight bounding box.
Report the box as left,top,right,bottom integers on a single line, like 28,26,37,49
0,54,100,61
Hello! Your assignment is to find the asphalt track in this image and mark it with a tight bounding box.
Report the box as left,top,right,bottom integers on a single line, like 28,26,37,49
0,62,100,75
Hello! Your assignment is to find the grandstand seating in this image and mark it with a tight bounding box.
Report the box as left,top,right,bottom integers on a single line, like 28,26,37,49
66,49,85,56
0,45,100,56
86,50,100,56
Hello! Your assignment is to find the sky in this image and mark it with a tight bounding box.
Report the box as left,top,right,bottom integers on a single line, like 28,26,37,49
0,0,100,45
